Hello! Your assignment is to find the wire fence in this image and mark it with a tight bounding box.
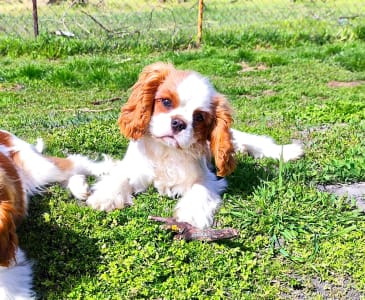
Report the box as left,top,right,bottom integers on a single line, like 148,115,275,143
1,0,365,46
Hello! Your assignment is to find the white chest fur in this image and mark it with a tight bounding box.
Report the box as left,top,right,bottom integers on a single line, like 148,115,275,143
137,137,208,197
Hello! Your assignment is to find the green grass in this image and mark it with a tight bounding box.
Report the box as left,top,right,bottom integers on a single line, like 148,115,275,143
1,0,365,299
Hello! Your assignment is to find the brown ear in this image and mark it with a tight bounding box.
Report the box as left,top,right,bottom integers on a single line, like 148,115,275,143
210,94,236,177
118,62,175,140
0,201,18,267
0,171,19,267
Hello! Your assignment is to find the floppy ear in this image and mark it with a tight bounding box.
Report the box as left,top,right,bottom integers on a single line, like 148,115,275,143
0,172,19,267
209,94,236,177
118,62,175,140
0,201,18,267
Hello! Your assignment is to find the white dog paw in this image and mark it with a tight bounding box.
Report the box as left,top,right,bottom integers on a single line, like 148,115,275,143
86,190,133,212
86,194,114,211
67,174,89,200
174,208,213,229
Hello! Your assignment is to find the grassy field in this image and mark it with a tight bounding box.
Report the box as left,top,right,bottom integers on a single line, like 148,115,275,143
1,0,365,299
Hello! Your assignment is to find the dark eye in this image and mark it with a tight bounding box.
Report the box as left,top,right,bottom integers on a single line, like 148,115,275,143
161,98,172,108
193,112,204,122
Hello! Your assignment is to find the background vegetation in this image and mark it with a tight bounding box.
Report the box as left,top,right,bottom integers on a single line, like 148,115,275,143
1,0,365,298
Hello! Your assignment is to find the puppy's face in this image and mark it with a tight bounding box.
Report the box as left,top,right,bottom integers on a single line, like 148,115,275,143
118,62,236,176
149,71,215,150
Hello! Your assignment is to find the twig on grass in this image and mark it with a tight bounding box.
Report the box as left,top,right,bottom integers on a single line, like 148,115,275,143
80,107,114,112
338,14,361,20
91,97,122,105
57,107,114,113
149,216,239,242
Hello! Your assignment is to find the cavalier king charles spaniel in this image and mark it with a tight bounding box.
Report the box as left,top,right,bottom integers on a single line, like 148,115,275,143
87,62,303,229
0,130,113,299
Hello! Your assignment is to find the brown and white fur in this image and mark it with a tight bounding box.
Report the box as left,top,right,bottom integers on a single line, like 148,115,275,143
87,62,303,229
0,130,114,299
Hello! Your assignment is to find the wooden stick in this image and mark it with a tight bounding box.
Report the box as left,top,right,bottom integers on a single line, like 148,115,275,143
149,216,239,242
32,0,39,38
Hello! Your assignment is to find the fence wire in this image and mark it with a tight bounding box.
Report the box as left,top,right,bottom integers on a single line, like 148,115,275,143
1,0,364,45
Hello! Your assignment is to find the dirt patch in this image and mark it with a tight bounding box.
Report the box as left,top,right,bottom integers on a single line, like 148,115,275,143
311,277,362,300
262,89,276,96
312,278,362,300
240,62,269,72
298,123,349,142
0,83,24,92
282,274,363,299
318,182,365,211
328,81,365,88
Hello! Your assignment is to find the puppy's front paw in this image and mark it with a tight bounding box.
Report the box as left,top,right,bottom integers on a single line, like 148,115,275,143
67,174,89,200
86,193,116,211
86,184,133,212
174,207,213,229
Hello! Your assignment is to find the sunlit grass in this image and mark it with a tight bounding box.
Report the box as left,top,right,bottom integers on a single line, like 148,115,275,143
1,1,365,299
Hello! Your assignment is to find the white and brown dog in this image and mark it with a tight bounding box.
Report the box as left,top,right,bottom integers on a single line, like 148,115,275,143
0,130,113,299
87,62,303,229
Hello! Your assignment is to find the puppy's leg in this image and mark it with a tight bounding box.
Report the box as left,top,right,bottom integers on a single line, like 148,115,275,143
53,154,116,200
87,159,153,211
63,154,115,177
174,178,227,229
87,140,155,211
10,133,115,199
231,128,304,161
18,153,114,200
49,155,116,200
86,172,133,211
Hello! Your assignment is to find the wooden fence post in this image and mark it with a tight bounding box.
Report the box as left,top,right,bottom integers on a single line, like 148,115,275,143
197,0,203,47
32,0,39,37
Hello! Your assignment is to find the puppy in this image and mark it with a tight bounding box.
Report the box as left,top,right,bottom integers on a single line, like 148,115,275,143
0,130,113,299
87,62,303,229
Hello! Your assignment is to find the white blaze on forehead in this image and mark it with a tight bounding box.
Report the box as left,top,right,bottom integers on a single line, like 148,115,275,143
176,72,214,112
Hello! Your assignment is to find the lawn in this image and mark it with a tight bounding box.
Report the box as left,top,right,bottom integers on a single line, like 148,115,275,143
1,0,365,299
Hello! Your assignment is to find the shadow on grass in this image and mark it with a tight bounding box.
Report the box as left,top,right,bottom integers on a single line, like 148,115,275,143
226,158,278,196
14,158,282,298
18,194,102,300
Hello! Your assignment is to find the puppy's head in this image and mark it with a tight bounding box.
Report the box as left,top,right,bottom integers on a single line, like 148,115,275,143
118,62,236,177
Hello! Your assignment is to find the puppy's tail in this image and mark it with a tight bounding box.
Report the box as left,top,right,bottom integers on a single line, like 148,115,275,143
231,128,304,161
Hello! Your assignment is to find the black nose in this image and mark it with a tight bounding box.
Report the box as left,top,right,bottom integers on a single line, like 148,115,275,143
171,118,187,133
